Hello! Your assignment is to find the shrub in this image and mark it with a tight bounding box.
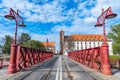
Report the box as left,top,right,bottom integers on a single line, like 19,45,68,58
109,55,120,65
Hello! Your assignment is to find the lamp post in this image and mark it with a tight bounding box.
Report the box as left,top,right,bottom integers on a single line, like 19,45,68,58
4,8,25,74
95,7,117,75
5,8,25,45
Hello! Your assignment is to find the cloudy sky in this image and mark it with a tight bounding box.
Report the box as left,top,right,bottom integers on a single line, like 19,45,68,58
0,0,120,51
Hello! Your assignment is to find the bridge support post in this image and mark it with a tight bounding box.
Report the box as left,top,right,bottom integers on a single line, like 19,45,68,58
101,42,112,75
7,44,17,74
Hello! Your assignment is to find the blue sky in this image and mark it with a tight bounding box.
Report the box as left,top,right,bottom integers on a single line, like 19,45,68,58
0,0,120,51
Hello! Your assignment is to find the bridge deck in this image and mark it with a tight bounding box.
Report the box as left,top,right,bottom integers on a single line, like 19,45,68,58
0,55,119,80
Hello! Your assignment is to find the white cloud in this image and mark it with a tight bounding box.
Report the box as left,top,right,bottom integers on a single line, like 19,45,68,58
0,0,67,23
0,8,8,16
0,0,120,51
0,30,13,39
78,1,87,10
91,0,120,17
26,14,45,22
51,25,69,33
42,1,66,22
66,0,120,36
72,18,83,26
0,4,3,8
87,0,96,6
80,9,90,17
84,17,95,23
23,11,31,18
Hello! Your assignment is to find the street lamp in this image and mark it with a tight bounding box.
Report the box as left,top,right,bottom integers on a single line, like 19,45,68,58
5,8,25,44
95,7,117,75
95,7,117,43
4,8,25,74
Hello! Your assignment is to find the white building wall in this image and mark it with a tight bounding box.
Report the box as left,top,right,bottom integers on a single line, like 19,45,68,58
64,42,68,55
90,41,94,48
79,42,81,49
64,41,113,55
74,42,77,50
86,42,90,49
82,42,85,49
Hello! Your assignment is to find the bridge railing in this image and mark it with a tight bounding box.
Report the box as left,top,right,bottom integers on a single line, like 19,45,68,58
68,45,112,75
7,45,53,74
16,46,53,70
68,47,101,69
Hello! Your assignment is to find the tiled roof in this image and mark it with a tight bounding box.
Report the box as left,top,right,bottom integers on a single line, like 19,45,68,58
42,42,55,48
65,34,109,41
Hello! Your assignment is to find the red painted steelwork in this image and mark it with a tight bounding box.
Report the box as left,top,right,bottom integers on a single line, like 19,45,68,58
7,46,53,74
16,46,53,71
0,58,3,69
5,8,26,74
68,45,112,74
94,6,117,75
7,44,17,74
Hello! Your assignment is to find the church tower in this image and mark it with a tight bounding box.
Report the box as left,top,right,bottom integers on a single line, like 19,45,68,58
60,30,64,55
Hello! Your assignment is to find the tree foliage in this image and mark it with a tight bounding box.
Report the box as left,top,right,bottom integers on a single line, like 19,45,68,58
18,33,31,45
2,33,44,54
107,24,120,54
22,40,44,50
2,35,13,54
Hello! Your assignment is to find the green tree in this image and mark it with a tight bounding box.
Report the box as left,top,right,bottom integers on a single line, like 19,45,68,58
18,33,31,45
23,40,44,50
107,24,120,54
2,35,13,54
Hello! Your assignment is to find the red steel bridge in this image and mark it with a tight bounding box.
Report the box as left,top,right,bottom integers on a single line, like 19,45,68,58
0,6,119,80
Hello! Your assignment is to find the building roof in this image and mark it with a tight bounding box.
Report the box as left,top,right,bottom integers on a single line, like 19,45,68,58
65,34,109,41
42,42,55,48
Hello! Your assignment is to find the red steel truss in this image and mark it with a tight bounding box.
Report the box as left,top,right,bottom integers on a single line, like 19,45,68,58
7,46,53,73
68,45,111,75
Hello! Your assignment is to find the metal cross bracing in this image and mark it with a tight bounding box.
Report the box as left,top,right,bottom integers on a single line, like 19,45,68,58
16,46,53,71
7,45,53,74
68,47,102,72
